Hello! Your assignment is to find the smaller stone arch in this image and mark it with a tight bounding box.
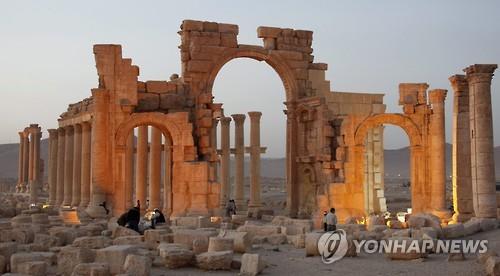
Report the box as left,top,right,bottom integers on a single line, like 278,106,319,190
115,112,193,149
354,113,422,146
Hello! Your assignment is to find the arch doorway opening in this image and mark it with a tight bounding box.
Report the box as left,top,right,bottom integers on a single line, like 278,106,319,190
212,58,289,216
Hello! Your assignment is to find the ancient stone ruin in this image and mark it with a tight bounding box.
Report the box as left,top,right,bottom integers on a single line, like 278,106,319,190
2,19,499,275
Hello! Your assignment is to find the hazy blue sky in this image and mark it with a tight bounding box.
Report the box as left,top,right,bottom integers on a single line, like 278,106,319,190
1,0,499,157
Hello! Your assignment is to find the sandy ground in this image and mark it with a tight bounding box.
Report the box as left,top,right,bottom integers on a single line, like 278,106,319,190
150,228,500,276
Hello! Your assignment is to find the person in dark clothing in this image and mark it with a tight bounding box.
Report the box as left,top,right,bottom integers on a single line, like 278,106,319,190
117,211,127,227
126,206,140,232
322,211,328,232
151,208,166,229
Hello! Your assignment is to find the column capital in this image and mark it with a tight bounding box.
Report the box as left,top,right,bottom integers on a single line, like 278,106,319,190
231,114,246,124
464,64,497,83
65,125,74,133
18,131,25,138
449,74,468,95
57,127,66,135
220,117,232,125
248,111,262,120
74,124,82,133
428,89,447,104
81,121,91,131
47,129,58,136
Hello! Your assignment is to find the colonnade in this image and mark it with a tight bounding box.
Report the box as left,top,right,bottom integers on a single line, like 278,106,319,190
215,111,266,212
46,122,92,208
131,126,173,215
16,124,42,204
450,64,498,219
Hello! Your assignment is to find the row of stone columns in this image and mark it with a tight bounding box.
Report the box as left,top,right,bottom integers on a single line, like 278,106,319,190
216,111,265,212
16,124,42,204
47,123,92,209
132,126,173,214
450,64,498,220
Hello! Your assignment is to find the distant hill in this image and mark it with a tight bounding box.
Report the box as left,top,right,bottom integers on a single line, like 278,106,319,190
0,140,498,180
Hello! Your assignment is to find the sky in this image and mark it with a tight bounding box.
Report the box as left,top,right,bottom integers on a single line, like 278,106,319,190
1,0,499,158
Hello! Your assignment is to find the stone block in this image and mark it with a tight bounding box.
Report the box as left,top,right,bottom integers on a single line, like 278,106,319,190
34,234,60,250
112,236,145,246
187,60,213,73
145,81,173,93
0,229,34,244
0,242,18,262
144,229,171,249
196,250,232,270
49,227,77,245
57,246,95,275
10,252,56,273
136,93,160,111
231,214,248,226
257,26,282,38
112,226,140,239
123,254,151,276
237,225,281,238
192,238,209,254
267,234,287,245
173,229,217,249
72,236,112,249
305,232,322,256
208,237,234,252
287,234,305,248
463,219,481,236
485,256,500,276
18,261,47,276
442,223,465,239
72,262,110,276
240,253,265,276
221,231,250,253
218,23,239,34
182,20,203,31
0,255,5,274
471,217,498,232
160,93,185,110
158,243,194,269
95,245,140,274
385,237,426,260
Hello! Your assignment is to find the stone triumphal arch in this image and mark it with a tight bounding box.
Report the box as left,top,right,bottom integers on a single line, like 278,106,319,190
22,20,497,225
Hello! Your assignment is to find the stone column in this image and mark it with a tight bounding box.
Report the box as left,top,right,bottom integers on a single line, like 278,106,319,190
47,129,58,206
136,125,148,212
56,128,66,206
30,129,41,204
124,131,134,210
86,89,109,218
71,124,82,207
149,127,162,210
80,123,91,208
211,119,219,182
21,132,29,193
219,117,231,206
285,104,299,217
248,111,262,209
232,114,246,210
17,132,25,193
449,75,474,221
428,89,448,215
63,126,74,207
28,132,34,192
464,64,498,218
163,136,173,217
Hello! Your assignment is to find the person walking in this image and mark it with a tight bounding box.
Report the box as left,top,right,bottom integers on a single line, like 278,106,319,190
325,208,337,231
322,211,328,231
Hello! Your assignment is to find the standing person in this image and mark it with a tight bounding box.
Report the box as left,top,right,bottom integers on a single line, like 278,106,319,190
325,208,337,231
127,204,141,233
322,211,328,232
225,200,232,217
229,200,236,216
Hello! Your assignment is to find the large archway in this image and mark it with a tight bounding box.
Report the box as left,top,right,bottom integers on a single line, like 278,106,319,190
354,113,426,214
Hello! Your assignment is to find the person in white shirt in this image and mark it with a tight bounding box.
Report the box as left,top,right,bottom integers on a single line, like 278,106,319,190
325,208,337,231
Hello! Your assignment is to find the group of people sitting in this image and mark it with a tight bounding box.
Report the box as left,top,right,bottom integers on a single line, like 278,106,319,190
117,200,166,234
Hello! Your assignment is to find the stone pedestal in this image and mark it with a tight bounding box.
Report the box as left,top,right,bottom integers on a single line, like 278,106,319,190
464,64,498,218
248,112,262,210
232,114,246,210
428,89,448,216
449,75,474,221
219,117,231,207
